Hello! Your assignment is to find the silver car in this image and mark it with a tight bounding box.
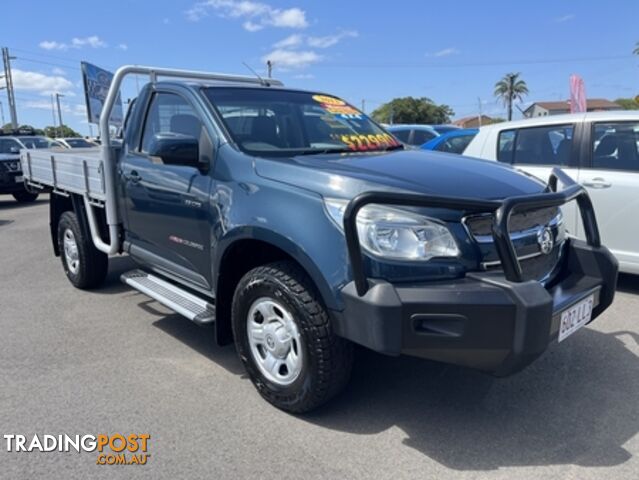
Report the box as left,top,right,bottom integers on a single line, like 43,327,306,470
465,111,639,274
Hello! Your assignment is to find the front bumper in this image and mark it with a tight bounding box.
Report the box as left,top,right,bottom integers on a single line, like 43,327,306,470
335,239,617,375
334,168,618,376
0,170,26,193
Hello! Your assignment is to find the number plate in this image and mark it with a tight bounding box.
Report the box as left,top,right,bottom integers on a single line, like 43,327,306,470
15,175,23,183
558,294,594,342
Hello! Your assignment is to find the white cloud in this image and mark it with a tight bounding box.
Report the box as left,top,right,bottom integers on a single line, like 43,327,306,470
293,73,314,79
72,35,107,48
186,0,308,30
243,21,263,31
273,34,304,49
273,31,357,49
307,30,357,48
72,104,88,117
267,7,306,28
40,35,108,51
52,67,66,76
39,40,68,51
24,100,87,118
261,49,322,69
554,14,575,23
117,43,128,51
428,47,460,57
12,69,75,96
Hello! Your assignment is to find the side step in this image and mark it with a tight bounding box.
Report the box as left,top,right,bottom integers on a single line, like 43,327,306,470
121,269,215,325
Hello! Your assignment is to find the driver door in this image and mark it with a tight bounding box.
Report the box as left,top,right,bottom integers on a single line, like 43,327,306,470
120,91,214,290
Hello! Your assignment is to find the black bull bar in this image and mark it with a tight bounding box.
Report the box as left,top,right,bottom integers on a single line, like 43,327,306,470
343,168,601,296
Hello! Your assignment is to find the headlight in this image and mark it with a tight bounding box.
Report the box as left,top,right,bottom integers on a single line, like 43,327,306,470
324,198,460,261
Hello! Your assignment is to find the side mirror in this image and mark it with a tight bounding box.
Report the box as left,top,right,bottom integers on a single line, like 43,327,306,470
148,133,200,168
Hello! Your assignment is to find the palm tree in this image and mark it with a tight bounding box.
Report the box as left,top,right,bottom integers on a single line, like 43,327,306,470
634,41,639,55
494,72,529,121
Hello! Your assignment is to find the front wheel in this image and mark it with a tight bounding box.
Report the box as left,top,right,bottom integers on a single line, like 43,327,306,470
13,191,39,203
232,261,353,413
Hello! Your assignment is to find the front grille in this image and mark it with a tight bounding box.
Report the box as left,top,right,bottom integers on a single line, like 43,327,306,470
464,206,559,239
0,160,21,172
464,206,563,283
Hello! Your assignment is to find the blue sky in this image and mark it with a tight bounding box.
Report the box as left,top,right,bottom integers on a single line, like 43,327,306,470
2,0,638,135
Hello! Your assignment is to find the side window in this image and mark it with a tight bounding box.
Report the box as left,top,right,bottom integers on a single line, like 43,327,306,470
591,122,639,172
497,130,516,163
140,92,203,162
499,125,574,166
391,128,411,143
437,135,475,154
411,129,436,146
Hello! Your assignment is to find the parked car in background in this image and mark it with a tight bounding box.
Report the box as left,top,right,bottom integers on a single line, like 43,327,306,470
431,124,461,135
386,124,439,146
0,136,39,202
422,128,478,154
465,111,639,274
15,136,65,150
57,137,98,149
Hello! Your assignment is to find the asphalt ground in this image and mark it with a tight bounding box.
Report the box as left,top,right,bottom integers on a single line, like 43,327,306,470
1,195,637,479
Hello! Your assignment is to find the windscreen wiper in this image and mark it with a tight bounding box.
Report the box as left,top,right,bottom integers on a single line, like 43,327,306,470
298,148,354,155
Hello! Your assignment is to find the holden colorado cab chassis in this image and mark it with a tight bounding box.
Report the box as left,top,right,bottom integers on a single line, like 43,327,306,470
21,65,618,412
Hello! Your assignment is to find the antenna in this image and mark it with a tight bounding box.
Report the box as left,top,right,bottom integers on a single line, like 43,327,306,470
242,62,270,87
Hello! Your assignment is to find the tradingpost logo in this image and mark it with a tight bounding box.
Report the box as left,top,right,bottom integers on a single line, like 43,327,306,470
3,433,151,466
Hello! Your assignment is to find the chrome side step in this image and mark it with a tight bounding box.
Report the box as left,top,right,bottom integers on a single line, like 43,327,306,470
121,269,215,325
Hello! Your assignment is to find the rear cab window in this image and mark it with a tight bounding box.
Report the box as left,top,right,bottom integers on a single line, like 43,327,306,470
497,124,574,166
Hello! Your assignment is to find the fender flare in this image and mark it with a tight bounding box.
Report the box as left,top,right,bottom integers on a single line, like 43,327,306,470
213,225,341,311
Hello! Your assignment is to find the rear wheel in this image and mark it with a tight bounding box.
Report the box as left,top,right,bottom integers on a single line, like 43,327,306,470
12,191,39,203
232,261,353,413
57,211,108,289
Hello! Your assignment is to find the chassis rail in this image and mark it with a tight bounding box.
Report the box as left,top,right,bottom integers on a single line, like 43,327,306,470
343,168,601,296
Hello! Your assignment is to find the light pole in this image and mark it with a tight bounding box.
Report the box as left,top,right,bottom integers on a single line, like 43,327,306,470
0,99,5,126
55,93,64,138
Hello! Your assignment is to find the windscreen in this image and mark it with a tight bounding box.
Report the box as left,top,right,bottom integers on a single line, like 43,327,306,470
17,137,53,149
204,88,401,156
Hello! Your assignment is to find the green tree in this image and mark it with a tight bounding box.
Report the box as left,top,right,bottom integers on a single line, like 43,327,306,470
494,72,529,121
43,125,81,138
614,98,639,110
371,97,454,125
486,117,506,125
1,123,44,135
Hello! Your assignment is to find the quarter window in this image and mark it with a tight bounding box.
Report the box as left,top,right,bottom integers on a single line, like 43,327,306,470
591,122,639,172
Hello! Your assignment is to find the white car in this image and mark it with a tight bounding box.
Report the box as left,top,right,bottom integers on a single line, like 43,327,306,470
57,137,98,149
465,111,639,274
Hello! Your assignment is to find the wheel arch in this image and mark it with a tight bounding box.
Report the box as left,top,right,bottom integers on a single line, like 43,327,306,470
213,227,339,345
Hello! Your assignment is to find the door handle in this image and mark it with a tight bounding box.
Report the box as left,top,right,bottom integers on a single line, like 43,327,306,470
583,177,611,189
128,170,141,184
